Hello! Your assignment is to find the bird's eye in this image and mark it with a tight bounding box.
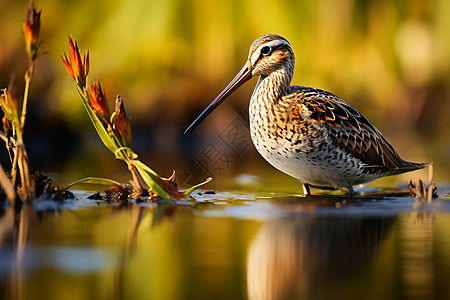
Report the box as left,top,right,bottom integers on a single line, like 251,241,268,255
260,46,272,56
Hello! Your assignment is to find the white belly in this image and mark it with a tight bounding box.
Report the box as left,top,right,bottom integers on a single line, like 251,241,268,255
248,82,379,190
249,126,379,189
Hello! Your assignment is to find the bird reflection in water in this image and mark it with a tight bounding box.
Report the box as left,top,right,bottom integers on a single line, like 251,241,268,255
246,215,394,300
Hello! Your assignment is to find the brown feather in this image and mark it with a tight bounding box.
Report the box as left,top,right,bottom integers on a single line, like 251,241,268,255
286,86,424,173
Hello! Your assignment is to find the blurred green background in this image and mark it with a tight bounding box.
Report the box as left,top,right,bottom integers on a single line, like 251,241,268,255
0,0,449,187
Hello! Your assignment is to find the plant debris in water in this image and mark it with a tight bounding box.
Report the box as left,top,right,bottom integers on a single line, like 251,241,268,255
85,183,136,203
85,179,197,205
33,171,74,201
408,179,438,204
105,184,136,204
0,171,74,206
408,165,439,204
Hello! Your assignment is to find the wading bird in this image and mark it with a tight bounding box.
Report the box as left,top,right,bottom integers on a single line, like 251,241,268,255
185,34,428,195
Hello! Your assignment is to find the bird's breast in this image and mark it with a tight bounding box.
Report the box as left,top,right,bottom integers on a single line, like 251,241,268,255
248,92,376,188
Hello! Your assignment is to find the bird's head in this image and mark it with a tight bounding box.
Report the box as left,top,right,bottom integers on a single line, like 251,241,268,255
184,34,294,134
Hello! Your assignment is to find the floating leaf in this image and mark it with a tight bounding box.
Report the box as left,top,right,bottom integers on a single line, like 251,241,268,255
64,176,122,191
184,177,212,196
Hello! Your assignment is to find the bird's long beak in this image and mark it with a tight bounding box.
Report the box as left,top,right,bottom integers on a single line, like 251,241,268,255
184,60,253,134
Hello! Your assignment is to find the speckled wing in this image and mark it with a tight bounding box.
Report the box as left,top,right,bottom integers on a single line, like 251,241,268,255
290,87,422,173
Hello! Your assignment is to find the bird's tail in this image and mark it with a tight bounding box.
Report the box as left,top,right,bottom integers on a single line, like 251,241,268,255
390,160,431,175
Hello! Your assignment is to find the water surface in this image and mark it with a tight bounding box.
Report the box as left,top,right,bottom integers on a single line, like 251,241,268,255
0,182,449,300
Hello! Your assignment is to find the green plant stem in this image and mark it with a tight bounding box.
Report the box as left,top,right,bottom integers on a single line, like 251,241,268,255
11,66,34,202
21,69,32,131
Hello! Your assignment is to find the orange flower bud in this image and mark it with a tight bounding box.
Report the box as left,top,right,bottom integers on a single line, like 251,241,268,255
114,95,132,147
23,0,41,61
62,36,89,88
88,81,110,123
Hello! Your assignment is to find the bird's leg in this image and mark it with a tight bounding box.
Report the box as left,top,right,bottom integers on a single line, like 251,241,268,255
304,183,311,195
346,183,356,196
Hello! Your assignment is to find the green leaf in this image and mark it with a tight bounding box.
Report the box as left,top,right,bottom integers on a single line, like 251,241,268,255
77,87,119,154
132,159,160,179
132,160,172,199
115,147,139,161
184,177,212,196
63,176,122,191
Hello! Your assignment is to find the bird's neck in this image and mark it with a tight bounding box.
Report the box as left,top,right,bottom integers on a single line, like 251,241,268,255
252,67,293,104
